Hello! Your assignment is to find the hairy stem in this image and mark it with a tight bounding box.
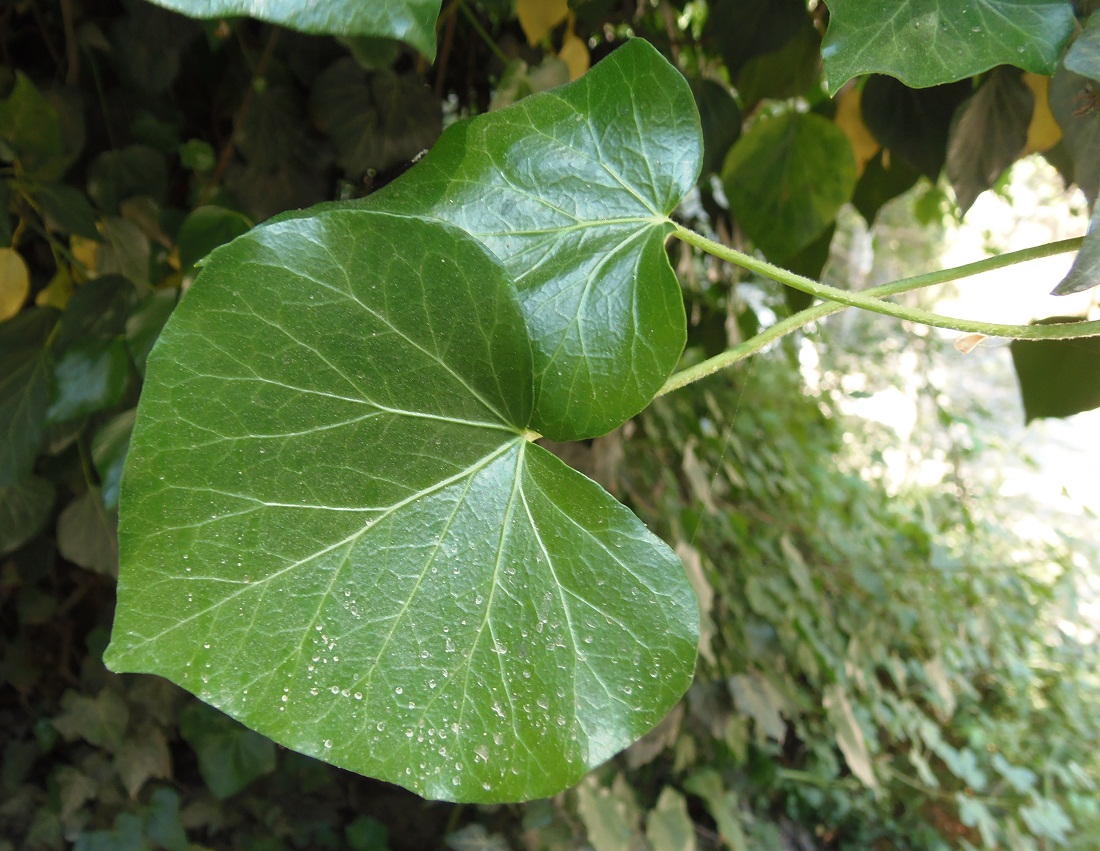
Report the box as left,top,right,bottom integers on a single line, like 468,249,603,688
660,231,1088,396
673,224,1095,338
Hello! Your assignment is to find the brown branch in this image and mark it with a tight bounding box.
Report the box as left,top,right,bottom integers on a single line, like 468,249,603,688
199,25,281,206
60,0,80,85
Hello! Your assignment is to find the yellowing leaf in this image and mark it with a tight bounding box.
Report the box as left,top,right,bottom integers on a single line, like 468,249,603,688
36,267,75,309
559,22,590,80
70,235,98,279
1022,73,1062,155
834,86,879,177
0,247,30,321
517,0,568,45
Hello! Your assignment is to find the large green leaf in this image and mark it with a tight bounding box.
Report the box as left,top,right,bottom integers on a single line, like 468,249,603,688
1011,319,1100,421
1065,11,1100,84
860,75,970,179
1053,203,1100,295
142,0,442,59
0,73,71,180
945,67,1033,214
0,474,55,555
821,0,1076,89
1049,63,1100,204
104,210,698,803
310,60,441,178
0,308,57,487
364,39,699,441
702,0,808,79
721,111,856,262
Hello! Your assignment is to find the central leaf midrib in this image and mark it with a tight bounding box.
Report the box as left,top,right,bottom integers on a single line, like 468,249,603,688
252,257,516,427
474,215,667,241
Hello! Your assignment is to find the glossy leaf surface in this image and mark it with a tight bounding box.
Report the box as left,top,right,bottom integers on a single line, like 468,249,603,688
105,210,698,803
821,0,1075,89
143,0,442,59
366,39,699,441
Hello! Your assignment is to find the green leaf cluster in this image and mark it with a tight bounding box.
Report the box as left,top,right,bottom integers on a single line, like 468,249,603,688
3,1,1100,848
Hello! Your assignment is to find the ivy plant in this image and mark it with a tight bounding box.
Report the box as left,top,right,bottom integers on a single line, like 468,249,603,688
101,8,1100,806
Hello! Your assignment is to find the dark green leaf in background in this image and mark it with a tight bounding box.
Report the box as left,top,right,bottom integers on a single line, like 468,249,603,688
1049,63,1100,205
0,73,71,180
45,339,131,425
1054,203,1100,295
782,224,836,314
125,288,180,376
722,111,855,262
646,788,695,851
0,180,11,246
0,475,55,555
851,149,922,226
108,1,201,96
703,0,807,79
311,60,441,178
144,787,189,851
1065,11,1100,84
735,17,822,108
1011,319,1100,420
178,702,276,800
861,75,971,180
345,815,389,851
87,145,168,213
946,67,1033,214
0,308,57,486
96,217,152,291
93,408,137,511
53,275,139,352
72,812,146,851
236,84,313,171
142,0,443,59
57,488,119,575
691,79,741,178
821,0,1076,90
105,210,698,803
176,205,252,270
367,39,699,441
52,687,129,749
35,183,101,240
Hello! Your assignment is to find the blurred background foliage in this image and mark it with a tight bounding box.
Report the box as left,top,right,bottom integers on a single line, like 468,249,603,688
1,0,1099,848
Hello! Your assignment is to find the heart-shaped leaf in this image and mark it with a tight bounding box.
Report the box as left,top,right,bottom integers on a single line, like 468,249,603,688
104,210,698,803
363,39,700,441
142,0,442,59
821,0,1076,90
721,111,856,262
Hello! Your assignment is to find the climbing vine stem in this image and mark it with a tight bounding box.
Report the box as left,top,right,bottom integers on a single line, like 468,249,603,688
661,227,1094,396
